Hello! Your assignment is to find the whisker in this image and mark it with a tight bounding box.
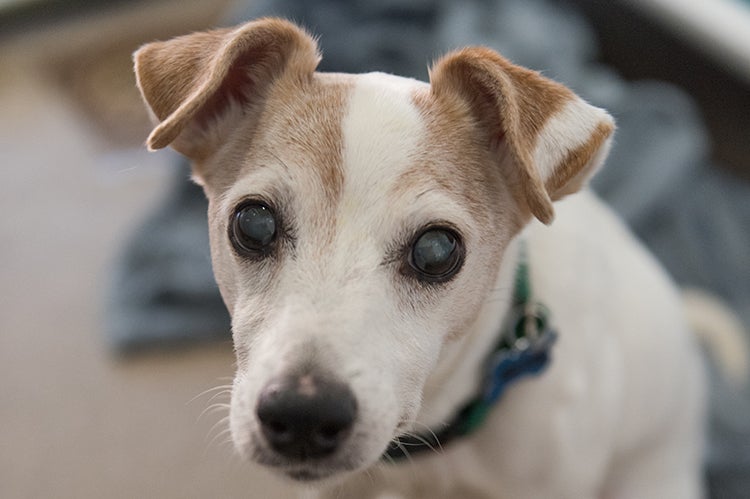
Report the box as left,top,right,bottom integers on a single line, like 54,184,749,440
205,415,231,442
209,427,233,447
401,431,440,455
408,421,445,454
202,425,231,459
205,424,232,454
197,402,231,424
187,384,233,405
205,389,232,405
393,437,414,466
220,435,235,449
362,467,376,487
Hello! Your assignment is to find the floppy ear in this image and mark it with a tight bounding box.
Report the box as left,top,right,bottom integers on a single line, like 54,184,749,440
429,48,614,224
133,18,320,160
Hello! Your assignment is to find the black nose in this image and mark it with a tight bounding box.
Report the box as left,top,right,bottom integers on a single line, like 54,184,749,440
256,374,357,460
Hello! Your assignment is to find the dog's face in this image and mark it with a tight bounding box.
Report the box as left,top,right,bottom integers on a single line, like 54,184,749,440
206,71,520,480
135,19,613,482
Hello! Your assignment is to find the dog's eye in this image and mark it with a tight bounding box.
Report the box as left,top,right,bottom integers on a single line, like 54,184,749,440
230,202,277,256
409,228,464,282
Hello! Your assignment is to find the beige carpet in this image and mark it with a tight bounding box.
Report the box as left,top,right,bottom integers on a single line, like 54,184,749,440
0,5,295,499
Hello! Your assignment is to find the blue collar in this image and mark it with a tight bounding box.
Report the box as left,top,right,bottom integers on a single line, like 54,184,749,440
382,242,558,461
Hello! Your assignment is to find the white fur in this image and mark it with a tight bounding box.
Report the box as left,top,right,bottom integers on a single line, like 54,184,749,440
533,98,612,183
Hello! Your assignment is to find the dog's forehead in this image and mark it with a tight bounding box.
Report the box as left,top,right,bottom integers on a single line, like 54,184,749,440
339,72,430,203
223,71,450,207
219,69,497,244
332,71,499,233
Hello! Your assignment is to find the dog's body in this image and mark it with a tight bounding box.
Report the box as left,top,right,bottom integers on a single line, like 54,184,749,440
134,19,706,498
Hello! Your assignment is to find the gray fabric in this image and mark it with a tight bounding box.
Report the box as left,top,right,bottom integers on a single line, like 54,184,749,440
106,157,230,353
107,0,750,494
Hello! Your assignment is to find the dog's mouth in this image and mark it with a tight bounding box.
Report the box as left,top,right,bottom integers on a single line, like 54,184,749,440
282,465,336,482
258,456,357,483
250,436,363,483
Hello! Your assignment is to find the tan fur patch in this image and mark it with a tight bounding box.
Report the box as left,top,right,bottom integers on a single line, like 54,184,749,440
407,87,521,233
199,73,353,316
258,73,350,208
201,72,353,253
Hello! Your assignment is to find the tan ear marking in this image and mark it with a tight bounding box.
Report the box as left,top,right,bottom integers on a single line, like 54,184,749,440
134,18,321,158
545,119,615,199
429,47,614,225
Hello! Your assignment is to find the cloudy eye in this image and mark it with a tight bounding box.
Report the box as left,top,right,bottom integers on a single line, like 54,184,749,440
409,227,464,282
230,202,277,256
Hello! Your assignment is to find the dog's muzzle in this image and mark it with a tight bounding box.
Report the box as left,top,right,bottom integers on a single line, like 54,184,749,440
256,373,358,461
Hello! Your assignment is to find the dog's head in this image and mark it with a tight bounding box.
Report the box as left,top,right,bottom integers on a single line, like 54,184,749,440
135,18,613,482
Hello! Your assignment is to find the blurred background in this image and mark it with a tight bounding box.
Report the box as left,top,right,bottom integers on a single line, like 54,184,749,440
1,0,748,498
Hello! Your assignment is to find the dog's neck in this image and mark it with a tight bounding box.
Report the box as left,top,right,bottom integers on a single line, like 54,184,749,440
417,235,523,429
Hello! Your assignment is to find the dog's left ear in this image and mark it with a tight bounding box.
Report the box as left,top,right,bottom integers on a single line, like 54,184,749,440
430,48,614,225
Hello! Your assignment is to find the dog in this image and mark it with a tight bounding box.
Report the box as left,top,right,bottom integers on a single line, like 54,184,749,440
134,18,709,498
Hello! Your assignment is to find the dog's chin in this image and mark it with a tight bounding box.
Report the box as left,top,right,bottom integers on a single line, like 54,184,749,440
248,443,370,485
260,458,360,486
277,465,342,483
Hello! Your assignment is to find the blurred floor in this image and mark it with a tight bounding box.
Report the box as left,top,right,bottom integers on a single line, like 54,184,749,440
0,3,294,498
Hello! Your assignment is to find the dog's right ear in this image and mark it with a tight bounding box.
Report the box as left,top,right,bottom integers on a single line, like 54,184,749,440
134,18,320,160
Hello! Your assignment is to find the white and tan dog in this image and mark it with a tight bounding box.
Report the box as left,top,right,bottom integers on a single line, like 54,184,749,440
134,19,708,498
